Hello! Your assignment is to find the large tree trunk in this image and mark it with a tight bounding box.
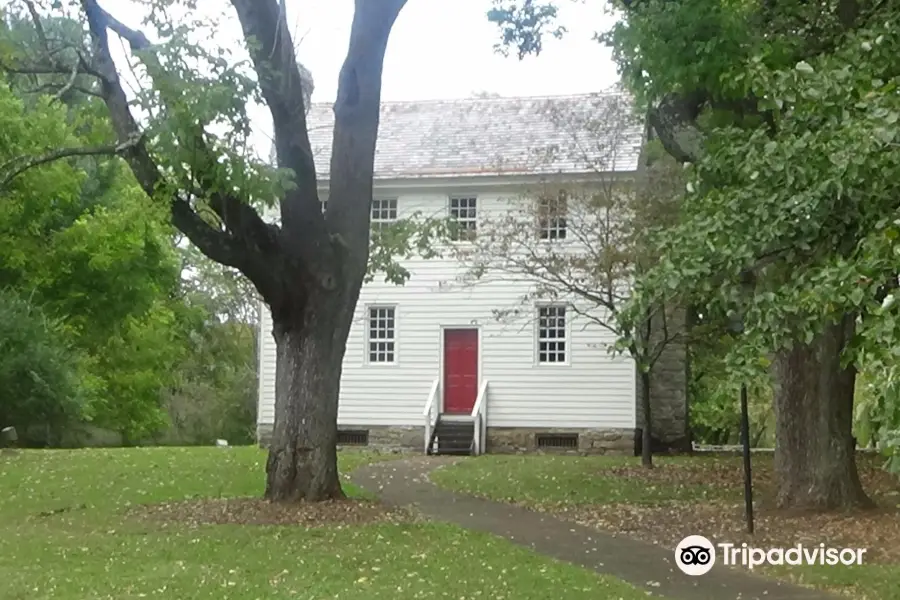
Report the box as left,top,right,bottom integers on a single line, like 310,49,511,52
264,290,352,502
80,0,406,500
772,314,873,511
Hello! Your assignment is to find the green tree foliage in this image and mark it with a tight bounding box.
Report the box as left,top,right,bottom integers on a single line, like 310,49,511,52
0,289,90,445
180,243,259,324
609,1,900,478
0,71,186,442
164,245,259,445
162,312,257,445
487,0,900,506
0,6,264,448
7,0,419,501
688,322,774,447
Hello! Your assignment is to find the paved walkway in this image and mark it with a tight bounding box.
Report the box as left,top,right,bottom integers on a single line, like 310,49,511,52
351,457,838,600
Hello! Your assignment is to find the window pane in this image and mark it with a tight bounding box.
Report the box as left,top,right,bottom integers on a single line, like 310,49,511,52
537,305,567,364
450,197,477,240
371,199,398,230
368,307,396,362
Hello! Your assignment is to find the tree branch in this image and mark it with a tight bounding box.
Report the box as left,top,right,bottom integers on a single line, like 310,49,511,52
85,2,278,260
647,91,707,164
51,59,80,102
25,81,102,99
22,0,50,51
80,0,278,298
0,137,139,190
231,0,407,296
323,0,408,267
229,0,322,239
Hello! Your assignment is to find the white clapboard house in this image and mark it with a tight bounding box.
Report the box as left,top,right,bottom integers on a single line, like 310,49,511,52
257,92,671,456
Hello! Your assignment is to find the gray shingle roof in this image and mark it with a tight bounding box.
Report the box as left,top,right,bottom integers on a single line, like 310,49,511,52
305,92,644,180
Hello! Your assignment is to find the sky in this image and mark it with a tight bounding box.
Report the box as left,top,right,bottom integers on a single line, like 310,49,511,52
112,0,621,159
285,0,620,102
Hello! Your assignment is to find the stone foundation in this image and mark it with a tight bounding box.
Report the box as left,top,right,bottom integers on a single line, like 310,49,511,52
256,423,423,452
487,427,634,455
365,425,423,450
257,424,272,447
257,423,634,455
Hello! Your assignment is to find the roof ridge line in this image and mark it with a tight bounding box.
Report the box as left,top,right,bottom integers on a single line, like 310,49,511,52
307,90,628,108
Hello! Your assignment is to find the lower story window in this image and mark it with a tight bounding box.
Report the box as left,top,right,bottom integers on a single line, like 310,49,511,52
368,306,396,363
537,305,567,364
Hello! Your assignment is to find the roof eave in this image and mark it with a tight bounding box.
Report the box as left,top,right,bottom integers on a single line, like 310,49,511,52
314,169,637,193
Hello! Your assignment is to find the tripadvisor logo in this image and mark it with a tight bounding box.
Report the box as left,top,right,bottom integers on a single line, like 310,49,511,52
675,535,716,576
674,535,867,575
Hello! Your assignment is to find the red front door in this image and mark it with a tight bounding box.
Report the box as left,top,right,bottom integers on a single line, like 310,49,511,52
443,328,478,414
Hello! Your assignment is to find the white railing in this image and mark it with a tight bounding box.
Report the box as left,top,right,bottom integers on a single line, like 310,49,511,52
470,380,489,455
423,378,440,454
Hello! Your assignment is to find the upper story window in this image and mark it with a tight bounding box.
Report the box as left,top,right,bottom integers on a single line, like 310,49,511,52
371,198,398,232
537,304,567,364
367,306,396,364
449,196,477,241
538,190,568,240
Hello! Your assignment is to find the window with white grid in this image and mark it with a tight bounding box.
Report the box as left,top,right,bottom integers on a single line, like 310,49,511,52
537,305,567,364
367,306,396,363
371,198,398,232
538,190,568,240
449,196,477,240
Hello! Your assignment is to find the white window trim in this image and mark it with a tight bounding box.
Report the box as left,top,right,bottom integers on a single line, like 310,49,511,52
448,195,478,243
537,191,568,241
365,304,398,366
371,198,398,231
534,302,571,366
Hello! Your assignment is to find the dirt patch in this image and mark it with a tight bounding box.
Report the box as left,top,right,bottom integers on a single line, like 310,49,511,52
551,456,900,564
129,497,416,528
606,458,773,490
559,500,900,563
605,455,897,503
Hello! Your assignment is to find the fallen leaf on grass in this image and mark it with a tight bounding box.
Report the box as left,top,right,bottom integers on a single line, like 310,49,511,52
127,497,417,528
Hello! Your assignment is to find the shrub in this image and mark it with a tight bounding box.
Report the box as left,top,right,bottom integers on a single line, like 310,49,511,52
0,290,89,445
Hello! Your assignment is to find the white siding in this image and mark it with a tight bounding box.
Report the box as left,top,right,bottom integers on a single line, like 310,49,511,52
257,184,636,431
257,303,276,425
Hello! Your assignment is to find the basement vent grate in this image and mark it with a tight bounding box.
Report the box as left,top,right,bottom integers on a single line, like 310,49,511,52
536,433,579,449
337,430,369,446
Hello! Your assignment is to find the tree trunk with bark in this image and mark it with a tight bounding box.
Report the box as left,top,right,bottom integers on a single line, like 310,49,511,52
772,314,873,511
76,0,407,502
265,288,352,501
644,97,871,511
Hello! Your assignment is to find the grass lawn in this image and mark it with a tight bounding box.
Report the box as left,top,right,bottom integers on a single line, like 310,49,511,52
430,453,730,505
0,447,646,599
431,453,900,600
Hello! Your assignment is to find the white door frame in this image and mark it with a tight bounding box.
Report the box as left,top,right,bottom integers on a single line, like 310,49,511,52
438,324,482,415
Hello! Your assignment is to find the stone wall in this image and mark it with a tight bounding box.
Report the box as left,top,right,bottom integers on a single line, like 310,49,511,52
256,424,423,452
634,305,691,452
257,423,634,455
366,425,423,450
486,427,633,455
